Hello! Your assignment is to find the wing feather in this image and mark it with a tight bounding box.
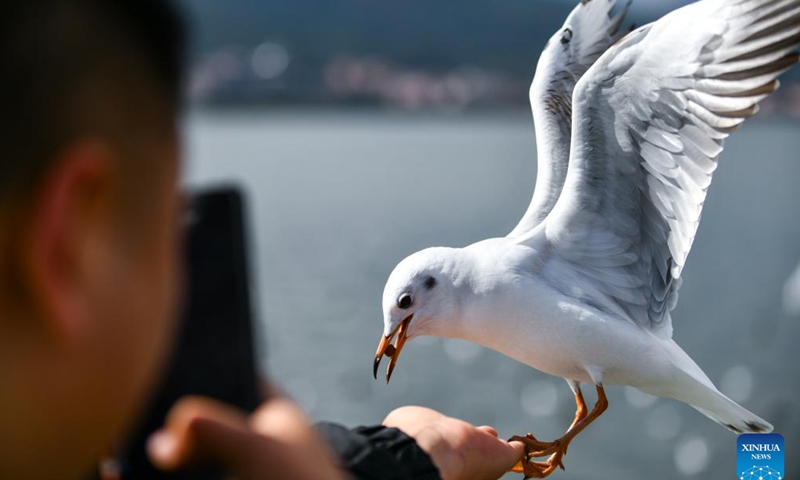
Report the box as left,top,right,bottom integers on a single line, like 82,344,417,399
525,0,800,338
509,0,633,236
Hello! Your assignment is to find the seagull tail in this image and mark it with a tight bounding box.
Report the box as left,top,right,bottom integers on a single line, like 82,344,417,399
689,386,773,435
648,342,773,434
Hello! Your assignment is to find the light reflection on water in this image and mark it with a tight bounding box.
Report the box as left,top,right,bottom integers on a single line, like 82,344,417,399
720,365,754,404
675,436,710,476
184,111,800,480
647,404,683,441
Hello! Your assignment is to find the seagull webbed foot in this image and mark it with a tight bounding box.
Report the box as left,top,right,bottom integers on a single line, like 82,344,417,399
509,436,566,478
508,384,609,478
508,433,558,455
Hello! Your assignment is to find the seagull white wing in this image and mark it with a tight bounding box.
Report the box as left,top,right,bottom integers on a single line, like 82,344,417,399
526,0,800,338
509,0,632,236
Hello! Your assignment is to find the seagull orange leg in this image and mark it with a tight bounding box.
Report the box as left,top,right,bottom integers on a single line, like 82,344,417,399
563,387,588,457
510,385,587,470
511,385,608,479
568,387,589,431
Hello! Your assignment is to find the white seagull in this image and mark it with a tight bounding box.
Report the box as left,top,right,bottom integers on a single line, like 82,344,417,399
373,0,800,477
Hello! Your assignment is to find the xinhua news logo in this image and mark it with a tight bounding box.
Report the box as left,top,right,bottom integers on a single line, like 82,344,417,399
737,433,784,480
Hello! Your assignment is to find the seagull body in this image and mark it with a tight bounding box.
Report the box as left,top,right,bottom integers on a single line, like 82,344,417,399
374,0,799,476
386,235,755,427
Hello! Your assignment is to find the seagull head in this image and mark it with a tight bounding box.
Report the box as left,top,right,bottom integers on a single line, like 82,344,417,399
373,247,463,383
534,0,631,94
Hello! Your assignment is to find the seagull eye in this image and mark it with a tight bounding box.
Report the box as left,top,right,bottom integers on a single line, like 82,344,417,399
398,293,413,309
561,28,573,44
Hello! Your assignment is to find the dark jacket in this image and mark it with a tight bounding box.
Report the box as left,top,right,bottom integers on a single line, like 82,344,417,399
316,423,441,480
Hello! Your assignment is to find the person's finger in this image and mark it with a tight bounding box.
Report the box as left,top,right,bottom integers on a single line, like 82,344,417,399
508,439,526,454
248,397,347,480
249,396,319,443
500,437,526,459
150,396,341,480
149,395,347,480
476,426,498,437
147,396,252,471
476,435,526,478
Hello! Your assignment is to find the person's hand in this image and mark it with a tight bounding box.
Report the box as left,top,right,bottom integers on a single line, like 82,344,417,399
383,406,525,480
147,395,346,480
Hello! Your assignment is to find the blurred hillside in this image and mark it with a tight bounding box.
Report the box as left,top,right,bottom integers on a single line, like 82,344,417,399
176,0,800,113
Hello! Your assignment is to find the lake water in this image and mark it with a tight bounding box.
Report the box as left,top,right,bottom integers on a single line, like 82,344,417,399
183,110,800,480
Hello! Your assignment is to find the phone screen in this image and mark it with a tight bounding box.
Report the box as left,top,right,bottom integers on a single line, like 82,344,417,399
114,186,262,480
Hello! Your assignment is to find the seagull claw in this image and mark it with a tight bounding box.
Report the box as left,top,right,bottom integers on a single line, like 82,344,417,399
519,456,562,479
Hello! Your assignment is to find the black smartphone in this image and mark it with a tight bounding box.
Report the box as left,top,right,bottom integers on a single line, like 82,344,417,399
114,186,262,480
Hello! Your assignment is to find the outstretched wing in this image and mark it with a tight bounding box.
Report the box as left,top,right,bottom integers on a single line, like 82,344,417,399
509,0,632,237
527,0,800,338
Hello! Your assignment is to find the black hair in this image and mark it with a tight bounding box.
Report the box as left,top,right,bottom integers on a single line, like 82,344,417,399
0,0,186,200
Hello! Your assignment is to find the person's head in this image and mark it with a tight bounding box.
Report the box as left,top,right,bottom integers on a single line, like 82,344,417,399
0,1,185,478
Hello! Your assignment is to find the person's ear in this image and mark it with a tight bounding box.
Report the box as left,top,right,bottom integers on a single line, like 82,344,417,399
19,142,117,343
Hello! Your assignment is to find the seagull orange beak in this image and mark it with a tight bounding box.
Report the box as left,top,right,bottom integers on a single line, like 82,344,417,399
373,315,412,384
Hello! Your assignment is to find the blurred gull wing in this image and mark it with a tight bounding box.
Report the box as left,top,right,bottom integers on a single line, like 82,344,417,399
524,0,800,338
510,0,632,237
